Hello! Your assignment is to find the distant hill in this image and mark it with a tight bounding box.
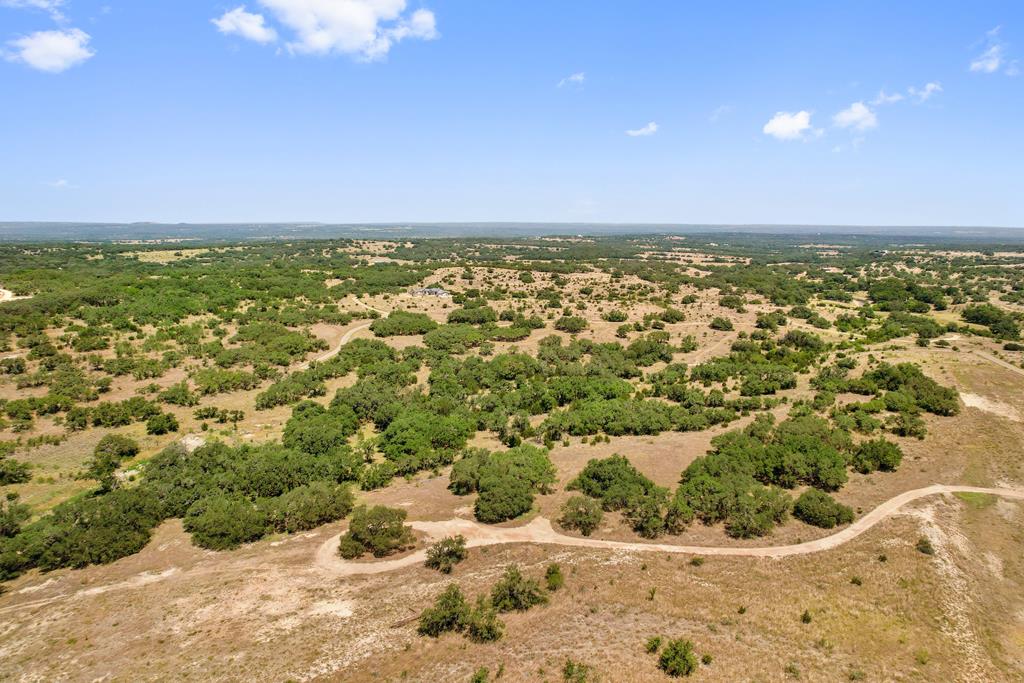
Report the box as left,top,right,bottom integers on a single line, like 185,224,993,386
0,221,1023,243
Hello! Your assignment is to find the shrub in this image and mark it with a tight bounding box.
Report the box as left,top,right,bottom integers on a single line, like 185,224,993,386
645,635,663,653
490,565,547,612
260,482,354,534
559,495,603,536
425,535,468,574
710,317,734,331
359,461,397,490
659,638,698,677
339,505,414,558
370,310,439,337
84,434,140,490
474,475,534,523
554,316,588,333
94,434,140,461
562,658,593,682
184,495,268,550
418,584,470,637
545,562,565,591
465,596,505,643
916,537,935,555
146,412,179,435
30,487,163,570
0,456,31,486
851,438,903,473
793,488,854,529
0,493,31,538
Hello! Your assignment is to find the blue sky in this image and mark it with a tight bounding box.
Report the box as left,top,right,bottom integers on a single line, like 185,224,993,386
1,1,1022,226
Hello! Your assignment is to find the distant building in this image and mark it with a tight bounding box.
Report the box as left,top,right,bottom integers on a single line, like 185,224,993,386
410,287,451,297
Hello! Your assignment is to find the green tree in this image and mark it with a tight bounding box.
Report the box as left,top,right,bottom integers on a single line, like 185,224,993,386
559,495,604,536
339,505,414,558
425,534,469,574
659,638,698,677
418,584,470,637
490,565,547,612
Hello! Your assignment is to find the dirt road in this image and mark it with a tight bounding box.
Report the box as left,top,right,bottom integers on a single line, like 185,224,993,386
974,350,1024,378
295,298,390,370
315,484,1024,576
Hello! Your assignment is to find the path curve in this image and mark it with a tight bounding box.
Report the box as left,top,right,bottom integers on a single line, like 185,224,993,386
296,298,389,370
315,485,1024,576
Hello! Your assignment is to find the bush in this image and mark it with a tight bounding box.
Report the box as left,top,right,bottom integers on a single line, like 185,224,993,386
465,596,504,643
359,461,396,490
0,493,31,538
30,487,163,570
84,433,140,490
490,565,547,612
916,537,935,555
184,495,268,550
474,475,534,523
94,433,140,461
645,635,663,653
554,316,588,333
562,658,593,682
370,310,439,337
559,495,603,536
260,482,354,533
545,563,565,591
146,412,179,435
418,584,470,637
793,488,853,529
710,317,734,331
339,505,414,558
851,438,903,473
659,638,698,677
425,535,468,574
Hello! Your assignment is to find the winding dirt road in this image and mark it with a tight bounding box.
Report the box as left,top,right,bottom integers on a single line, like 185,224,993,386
295,298,390,370
316,485,1024,576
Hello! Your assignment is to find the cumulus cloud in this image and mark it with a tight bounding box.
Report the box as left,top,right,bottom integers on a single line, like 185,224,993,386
217,0,439,61
0,0,65,21
625,121,658,137
970,27,1016,75
557,71,585,87
833,101,877,131
908,81,942,102
762,110,813,140
213,6,279,44
6,28,94,72
871,89,904,105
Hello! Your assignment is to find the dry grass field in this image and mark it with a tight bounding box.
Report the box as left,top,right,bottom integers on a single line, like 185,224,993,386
2,242,1024,682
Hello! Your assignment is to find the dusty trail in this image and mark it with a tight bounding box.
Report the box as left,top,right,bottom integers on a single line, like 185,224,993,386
974,350,1024,378
315,485,1024,576
295,298,390,370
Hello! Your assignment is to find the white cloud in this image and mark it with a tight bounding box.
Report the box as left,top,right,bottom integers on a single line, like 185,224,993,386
970,26,1015,75
908,81,942,102
213,6,279,44
625,121,658,137
557,71,585,88
246,0,438,61
970,44,1004,73
833,101,877,131
0,0,65,21
709,104,733,122
762,110,813,140
6,28,94,73
47,178,74,189
871,89,904,106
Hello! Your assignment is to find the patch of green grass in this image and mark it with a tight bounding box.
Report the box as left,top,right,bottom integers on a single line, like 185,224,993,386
953,491,997,509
